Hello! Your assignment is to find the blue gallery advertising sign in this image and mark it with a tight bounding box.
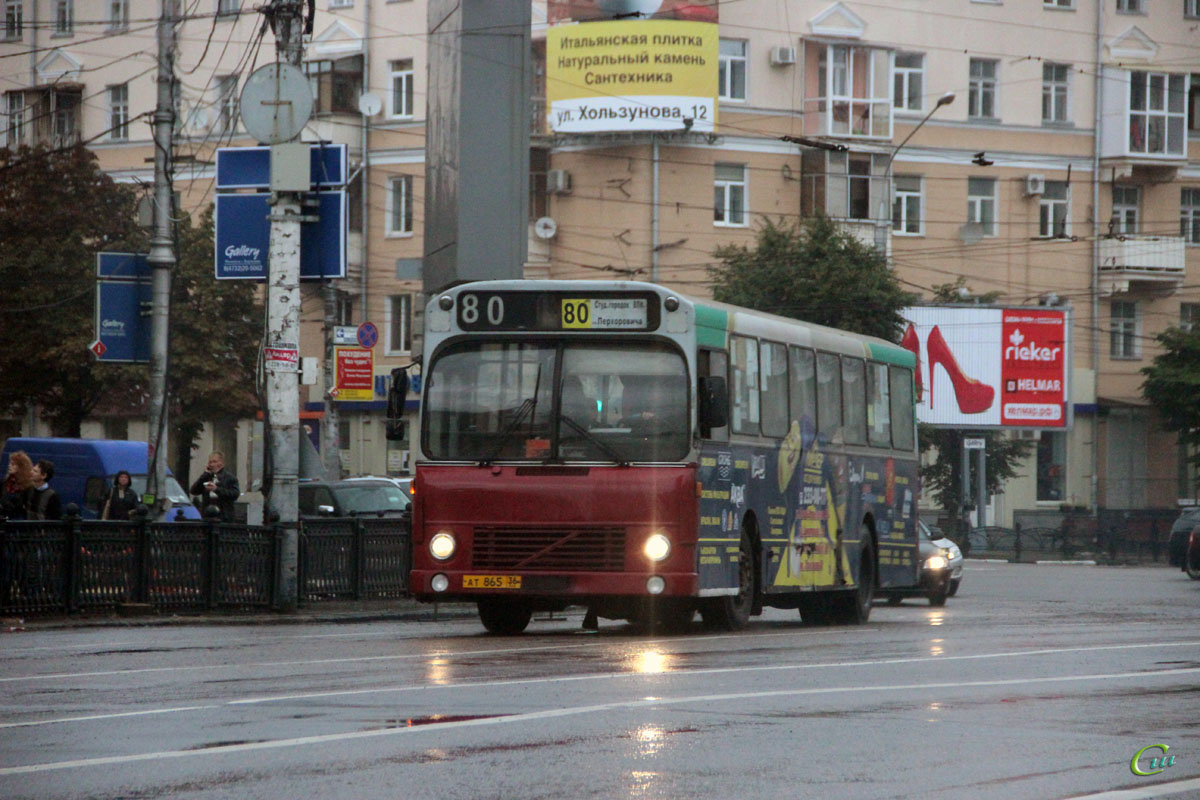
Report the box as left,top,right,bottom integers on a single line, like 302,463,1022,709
215,144,347,190
95,280,151,363
214,191,347,280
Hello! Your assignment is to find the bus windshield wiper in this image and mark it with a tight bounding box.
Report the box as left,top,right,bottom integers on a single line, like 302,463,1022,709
558,414,630,467
479,396,538,466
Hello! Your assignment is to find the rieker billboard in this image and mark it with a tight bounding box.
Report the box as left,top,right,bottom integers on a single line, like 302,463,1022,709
901,306,1070,429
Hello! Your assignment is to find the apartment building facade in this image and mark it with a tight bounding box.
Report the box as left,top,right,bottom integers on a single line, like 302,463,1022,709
2,0,1197,519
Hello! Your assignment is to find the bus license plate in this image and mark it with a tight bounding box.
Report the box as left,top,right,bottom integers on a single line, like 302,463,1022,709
463,575,522,589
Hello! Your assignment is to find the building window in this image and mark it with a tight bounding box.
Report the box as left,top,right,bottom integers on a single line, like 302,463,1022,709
1110,300,1139,359
54,0,71,34
891,175,922,235
1111,185,1138,233
1116,0,1143,11
217,0,237,16
813,43,891,138
718,39,746,101
4,0,21,39
1128,71,1186,157
1037,432,1067,502
388,295,413,354
5,92,25,145
1039,180,1069,238
1181,188,1200,244
1181,303,1199,332
387,175,414,236
714,163,747,227
389,59,413,118
1043,0,1073,7
1190,73,1200,135
848,155,872,220
108,84,128,140
1042,63,1069,124
305,55,363,114
893,52,924,112
216,75,238,133
967,177,996,236
1187,0,1200,18
108,0,126,28
969,58,997,119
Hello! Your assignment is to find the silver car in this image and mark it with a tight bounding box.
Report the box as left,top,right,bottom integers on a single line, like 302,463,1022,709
924,521,964,597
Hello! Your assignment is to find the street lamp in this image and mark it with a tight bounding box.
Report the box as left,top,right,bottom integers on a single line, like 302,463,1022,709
880,91,955,232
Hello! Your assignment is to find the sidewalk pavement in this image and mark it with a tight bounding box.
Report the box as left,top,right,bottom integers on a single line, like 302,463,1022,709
3,599,483,632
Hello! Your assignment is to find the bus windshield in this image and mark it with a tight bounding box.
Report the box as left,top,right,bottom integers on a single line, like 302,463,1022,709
424,340,689,463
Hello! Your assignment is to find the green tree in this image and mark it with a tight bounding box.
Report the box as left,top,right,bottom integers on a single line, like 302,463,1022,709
168,206,262,482
0,145,146,435
917,280,1033,543
709,215,918,342
1141,325,1200,493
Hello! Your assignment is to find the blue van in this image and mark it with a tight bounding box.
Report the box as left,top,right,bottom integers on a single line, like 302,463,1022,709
0,438,201,521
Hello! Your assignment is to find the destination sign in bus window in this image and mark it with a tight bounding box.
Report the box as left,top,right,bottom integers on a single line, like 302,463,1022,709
456,291,659,332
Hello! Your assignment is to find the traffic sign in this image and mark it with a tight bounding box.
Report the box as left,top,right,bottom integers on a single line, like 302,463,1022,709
357,321,378,349
89,339,107,358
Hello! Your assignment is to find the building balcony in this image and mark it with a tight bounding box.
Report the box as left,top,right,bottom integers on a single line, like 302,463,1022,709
836,218,890,259
1098,67,1187,180
1098,234,1185,295
304,113,363,160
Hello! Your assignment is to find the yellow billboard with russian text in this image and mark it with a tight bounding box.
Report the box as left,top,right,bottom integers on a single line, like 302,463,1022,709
547,19,718,134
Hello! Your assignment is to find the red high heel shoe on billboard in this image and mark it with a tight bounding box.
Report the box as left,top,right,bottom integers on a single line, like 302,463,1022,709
926,325,994,414
899,323,922,401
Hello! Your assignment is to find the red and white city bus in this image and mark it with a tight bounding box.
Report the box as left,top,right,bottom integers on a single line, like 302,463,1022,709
398,280,919,634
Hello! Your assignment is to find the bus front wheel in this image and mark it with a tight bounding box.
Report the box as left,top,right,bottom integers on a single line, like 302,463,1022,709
477,599,532,635
700,529,756,631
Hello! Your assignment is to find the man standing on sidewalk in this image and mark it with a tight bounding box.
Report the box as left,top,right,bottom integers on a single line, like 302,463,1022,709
25,460,61,521
190,452,240,522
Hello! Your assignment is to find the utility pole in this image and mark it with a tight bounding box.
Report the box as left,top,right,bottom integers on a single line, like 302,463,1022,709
146,0,176,509
263,0,307,610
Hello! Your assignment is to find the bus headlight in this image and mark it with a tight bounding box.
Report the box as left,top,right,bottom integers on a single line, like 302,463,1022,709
644,533,671,562
429,531,457,561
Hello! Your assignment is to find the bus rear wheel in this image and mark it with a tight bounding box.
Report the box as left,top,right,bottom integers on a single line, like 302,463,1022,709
700,529,755,631
830,541,875,624
477,599,532,635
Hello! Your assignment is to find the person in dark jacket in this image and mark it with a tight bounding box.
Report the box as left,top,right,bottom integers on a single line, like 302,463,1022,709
25,460,61,520
190,451,240,522
102,470,140,520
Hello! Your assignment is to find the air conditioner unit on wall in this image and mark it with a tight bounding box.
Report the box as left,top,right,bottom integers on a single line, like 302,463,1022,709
547,168,572,195
769,46,796,66
1025,174,1046,196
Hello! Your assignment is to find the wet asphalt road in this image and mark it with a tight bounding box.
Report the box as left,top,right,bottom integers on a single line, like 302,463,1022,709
1,562,1198,800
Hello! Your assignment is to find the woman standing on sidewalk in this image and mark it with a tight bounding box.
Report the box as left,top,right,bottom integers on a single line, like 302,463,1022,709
102,470,139,520
1,450,34,520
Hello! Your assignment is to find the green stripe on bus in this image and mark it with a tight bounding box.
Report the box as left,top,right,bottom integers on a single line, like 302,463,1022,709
695,304,728,349
868,342,916,368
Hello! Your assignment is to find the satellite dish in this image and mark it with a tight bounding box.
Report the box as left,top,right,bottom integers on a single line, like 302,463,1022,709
358,92,382,117
239,63,314,145
534,217,558,239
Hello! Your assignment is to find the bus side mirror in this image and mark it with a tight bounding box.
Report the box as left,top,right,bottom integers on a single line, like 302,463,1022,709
386,367,410,442
698,376,728,430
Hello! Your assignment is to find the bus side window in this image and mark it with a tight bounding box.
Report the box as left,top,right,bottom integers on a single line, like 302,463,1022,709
867,361,891,447
889,365,916,451
730,335,760,436
699,349,729,441
816,352,842,443
760,341,789,438
789,346,816,433
842,356,867,445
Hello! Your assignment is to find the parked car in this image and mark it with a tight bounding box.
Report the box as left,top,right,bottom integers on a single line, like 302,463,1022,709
298,478,410,518
1167,507,1200,568
343,475,412,499
1184,527,1200,581
1,437,201,521
879,520,963,606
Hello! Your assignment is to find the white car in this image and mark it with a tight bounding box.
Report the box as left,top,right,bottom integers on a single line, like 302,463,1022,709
924,520,964,597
